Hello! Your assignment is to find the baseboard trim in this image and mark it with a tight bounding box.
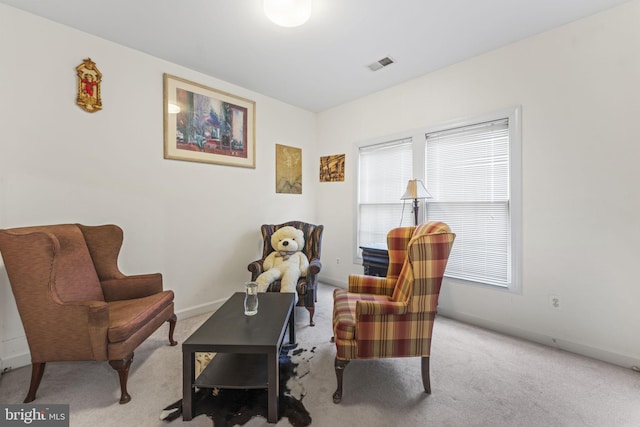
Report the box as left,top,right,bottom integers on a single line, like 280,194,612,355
1,351,30,372
319,277,346,289
437,308,640,369
5,294,635,373
175,297,227,319
320,280,638,369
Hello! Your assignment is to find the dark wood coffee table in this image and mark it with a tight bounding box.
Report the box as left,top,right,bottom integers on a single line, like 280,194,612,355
182,292,296,423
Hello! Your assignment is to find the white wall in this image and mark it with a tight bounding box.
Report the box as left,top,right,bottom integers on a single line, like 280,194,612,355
0,5,317,368
317,1,640,368
2,1,639,372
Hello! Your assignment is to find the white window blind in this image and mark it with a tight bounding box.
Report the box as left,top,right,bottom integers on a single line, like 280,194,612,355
358,139,413,249
425,119,511,287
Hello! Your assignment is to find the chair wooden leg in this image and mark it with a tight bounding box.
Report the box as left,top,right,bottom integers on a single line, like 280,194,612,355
333,358,349,403
421,356,431,394
306,306,315,326
168,314,178,346
109,353,134,404
24,362,46,403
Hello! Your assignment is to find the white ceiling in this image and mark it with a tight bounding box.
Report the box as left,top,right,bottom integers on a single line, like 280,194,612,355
1,0,631,112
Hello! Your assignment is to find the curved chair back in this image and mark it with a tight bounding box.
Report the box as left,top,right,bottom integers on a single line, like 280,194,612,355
260,220,324,262
331,221,455,403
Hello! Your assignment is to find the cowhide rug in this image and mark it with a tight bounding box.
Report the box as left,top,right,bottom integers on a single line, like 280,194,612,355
161,346,314,426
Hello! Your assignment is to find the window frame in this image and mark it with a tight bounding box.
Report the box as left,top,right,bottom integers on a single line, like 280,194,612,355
352,132,417,263
353,106,522,293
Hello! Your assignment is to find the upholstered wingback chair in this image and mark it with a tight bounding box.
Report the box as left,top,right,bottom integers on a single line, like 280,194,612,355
332,221,455,403
0,224,177,404
248,221,323,326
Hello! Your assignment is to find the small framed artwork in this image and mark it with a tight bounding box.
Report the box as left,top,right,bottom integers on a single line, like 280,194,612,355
76,58,102,113
320,154,345,182
163,74,256,168
276,144,302,194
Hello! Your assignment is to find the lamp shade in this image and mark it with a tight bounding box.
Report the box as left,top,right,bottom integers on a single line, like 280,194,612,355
401,179,432,200
264,0,312,27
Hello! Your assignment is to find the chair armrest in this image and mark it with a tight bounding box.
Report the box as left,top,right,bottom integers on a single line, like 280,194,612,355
33,300,110,361
101,273,163,301
64,300,110,327
307,258,322,277
348,274,395,296
247,260,264,281
356,300,408,316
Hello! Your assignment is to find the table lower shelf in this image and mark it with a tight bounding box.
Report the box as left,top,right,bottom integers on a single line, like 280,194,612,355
195,353,268,389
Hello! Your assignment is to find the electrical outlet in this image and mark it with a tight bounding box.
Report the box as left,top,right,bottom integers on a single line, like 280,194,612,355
336,258,340,265
549,295,561,309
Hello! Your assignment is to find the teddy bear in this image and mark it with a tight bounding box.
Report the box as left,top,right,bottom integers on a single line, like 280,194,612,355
255,226,308,303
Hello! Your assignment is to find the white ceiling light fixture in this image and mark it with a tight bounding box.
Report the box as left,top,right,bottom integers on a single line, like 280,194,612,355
264,0,312,28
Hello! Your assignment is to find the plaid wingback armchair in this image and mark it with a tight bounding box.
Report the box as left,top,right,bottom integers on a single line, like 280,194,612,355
248,221,323,326
332,221,455,403
0,224,177,404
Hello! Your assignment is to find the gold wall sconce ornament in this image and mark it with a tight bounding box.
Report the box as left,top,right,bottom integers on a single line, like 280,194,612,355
76,58,102,112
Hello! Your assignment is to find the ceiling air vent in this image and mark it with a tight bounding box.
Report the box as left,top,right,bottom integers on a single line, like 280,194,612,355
368,56,395,71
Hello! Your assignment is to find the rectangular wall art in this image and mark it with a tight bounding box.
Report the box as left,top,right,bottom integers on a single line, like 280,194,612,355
276,144,302,194
319,154,345,182
163,74,256,168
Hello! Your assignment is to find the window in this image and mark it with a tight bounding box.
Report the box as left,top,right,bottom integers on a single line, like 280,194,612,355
357,138,414,252
425,115,519,289
355,107,521,291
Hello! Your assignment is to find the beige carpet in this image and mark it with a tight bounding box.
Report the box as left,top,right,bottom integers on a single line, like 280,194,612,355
1,283,639,426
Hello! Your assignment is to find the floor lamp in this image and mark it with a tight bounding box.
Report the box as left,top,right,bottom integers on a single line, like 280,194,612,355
401,179,432,226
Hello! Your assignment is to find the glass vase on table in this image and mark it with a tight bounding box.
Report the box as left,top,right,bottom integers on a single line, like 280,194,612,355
244,282,259,316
